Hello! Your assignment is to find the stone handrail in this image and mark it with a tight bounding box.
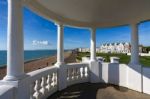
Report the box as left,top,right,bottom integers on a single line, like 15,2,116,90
66,63,89,86
1,59,150,99
0,63,89,99
28,66,58,99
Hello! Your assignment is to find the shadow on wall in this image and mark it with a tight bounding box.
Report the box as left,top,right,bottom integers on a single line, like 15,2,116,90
108,63,119,85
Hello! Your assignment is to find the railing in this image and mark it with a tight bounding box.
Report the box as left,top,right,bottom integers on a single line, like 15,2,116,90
66,63,89,86
28,66,58,99
1,58,150,99
27,63,89,99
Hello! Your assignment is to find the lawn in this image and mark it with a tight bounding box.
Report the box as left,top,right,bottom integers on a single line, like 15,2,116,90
76,52,150,67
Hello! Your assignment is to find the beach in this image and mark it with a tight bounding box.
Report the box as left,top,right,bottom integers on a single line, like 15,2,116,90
0,52,77,79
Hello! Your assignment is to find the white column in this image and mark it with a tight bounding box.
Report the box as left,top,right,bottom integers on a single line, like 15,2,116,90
55,23,67,91
3,0,24,81
89,28,101,83
130,24,139,65
127,23,142,92
56,23,64,65
90,28,96,61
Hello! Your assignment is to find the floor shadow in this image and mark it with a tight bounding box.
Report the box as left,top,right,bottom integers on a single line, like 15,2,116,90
48,83,107,99
48,83,150,99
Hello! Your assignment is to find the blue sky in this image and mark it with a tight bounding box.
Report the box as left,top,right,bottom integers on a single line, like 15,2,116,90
0,0,150,50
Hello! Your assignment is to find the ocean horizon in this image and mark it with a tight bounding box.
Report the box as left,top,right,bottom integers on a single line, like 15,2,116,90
0,50,69,67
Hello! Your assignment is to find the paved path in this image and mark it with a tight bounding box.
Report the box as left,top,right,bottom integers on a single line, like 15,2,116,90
48,83,150,99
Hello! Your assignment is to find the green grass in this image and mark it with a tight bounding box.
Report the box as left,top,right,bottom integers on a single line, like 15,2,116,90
76,52,150,67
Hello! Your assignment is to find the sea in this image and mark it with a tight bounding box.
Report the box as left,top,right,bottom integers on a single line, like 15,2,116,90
0,50,60,67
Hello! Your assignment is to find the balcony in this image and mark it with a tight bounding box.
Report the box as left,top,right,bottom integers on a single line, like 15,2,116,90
1,0,150,99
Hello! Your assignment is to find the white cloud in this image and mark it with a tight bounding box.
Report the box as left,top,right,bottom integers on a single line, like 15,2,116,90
32,40,49,46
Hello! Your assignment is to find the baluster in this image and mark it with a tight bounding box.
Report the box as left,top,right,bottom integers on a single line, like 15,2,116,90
53,72,57,87
30,83,35,99
71,68,74,80
46,74,52,92
68,68,72,81
33,80,41,99
77,67,81,79
82,67,86,78
85,67,88,77
80,67,83,78
52,73,57,87
74,67,78,79
67,69,69,81
40,77,47,96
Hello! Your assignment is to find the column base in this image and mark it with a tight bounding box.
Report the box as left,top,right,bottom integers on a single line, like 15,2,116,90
89,61,101,83
54,62,65,67
129,62,140,66
3,73,27,81
90,59,97,62
55,63,67,91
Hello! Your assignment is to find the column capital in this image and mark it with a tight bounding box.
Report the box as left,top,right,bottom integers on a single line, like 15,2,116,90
55,22,64,27
89,27,97,32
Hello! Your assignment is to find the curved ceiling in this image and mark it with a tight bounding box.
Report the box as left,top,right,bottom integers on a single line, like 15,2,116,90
24,0,150,28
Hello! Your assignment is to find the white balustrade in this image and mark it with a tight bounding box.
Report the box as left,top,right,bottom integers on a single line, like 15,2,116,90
1,62,150,99
28,66,58,99
66,63,89,86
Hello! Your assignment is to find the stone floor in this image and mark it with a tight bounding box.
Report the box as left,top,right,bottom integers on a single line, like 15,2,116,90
48,83,150,99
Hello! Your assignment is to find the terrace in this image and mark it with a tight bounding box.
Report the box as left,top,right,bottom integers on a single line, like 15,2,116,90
1,0,150,99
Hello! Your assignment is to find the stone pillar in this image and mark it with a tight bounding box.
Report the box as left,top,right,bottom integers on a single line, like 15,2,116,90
55,23,67,91
90,28,96,61
89,28,100,83
127,23,142,92
56,23,64,65
3,0,24,81
130,24,139,65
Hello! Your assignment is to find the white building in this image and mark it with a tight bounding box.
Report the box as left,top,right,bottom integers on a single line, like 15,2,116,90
77,48,90,52
100,42,131,53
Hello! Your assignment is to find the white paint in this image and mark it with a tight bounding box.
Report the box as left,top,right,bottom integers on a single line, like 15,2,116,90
90,28,96,61
0,85,14,99
130,24,139,65
3,0,25,81
66,63,89,86
119,64,128,87
127,53,150,56
101,63,109,83
25,0,150,27
82,57,90,63
110,57,120,63
127,64,142,92
89,61,101,83
96,57,104,63
143,67,150,94
1,63,150,98
55,23,64,65
127,24,142,92
56,64,67,91
101,63,128,87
